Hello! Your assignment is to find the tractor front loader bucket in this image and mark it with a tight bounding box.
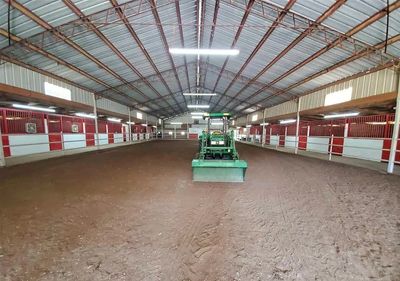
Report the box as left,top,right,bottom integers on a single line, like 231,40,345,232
192,159,248,182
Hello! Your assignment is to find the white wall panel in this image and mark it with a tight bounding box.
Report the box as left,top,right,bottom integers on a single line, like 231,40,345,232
9,135,50,156
114,133,124,143
97,133,108,145
270,135,279,146
63,134,86,150
285,136,296,148
343,138,383,162
307,137,329,153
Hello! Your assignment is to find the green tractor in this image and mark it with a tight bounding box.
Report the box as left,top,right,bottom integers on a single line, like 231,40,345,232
192,112,248,182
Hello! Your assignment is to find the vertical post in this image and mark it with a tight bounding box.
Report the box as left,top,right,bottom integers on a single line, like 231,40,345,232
128,108,132,142
276,134,279,149
388,69,400,173
0,122,5,167
174,125,176,139
262,109,266,146
93,94,99,147
295,98,301,154
161,120,164,139
329,134,334,161
187,121,189,139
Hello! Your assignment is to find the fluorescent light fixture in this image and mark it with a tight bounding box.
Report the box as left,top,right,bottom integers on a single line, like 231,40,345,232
190,112,205,115
260,122,270,126
280,119,296,124
152,125,157,128
181,132,185,135
169,48,239,56
141,124,148,127
191,116,203,119
107,117,121,123
12,103,56,113
126,121,135,125
183,93,217,96
323,112,359,119
246,124,252,128
187,105,210,108
211,122,224,126
236,126,241,129
75,112,96,119
170,122,183,125
168,131,173,135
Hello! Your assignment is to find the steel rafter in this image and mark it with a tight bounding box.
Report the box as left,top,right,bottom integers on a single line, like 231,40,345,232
63,0,177,114
211,0,296,111
233,34,400,116
149,0,186,112
221,0,347,111
109,0,184,114
175,0,193,104
0,29,164,114
5,0,166,112
224,0,400,112
207,0,255,107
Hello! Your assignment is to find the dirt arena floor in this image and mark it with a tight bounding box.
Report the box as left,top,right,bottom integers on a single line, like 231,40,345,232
0,140,399,281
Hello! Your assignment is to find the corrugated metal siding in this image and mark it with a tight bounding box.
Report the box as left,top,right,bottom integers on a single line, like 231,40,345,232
0,61,94,106
265,100,297,119
97,98,129,116
300,68,397,111
236,116,247,126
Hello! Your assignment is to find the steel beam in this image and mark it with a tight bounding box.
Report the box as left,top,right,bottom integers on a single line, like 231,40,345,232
227,0,400,113
0,29,163,113
109,0,183,113
149,0,186,112
6,0,161,112
222,0,346,111
234,35,400,116
63,0,178,114
208,0,255,107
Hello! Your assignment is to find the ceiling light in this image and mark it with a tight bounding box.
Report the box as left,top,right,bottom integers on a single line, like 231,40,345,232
246,124,252,128
323,112,359,119
191,116,203,119
260,122,270,126
126,121,135,125
12,103,56,113
183,93,217,96
75,112,96,119
280,119,296,124
141,124,148,127
170,122,182,125
169,48,239,56
187,105,210,108
190,112,205,115
107,117,121,123
211,122,224,126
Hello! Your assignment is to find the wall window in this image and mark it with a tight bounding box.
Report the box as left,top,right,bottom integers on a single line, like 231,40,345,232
252,114,258,122
137,112,143,119
44,82,71,101
324,87,352,106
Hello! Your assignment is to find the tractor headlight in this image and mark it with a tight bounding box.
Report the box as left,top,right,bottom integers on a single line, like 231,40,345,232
218,141,225,145
211,141,217,145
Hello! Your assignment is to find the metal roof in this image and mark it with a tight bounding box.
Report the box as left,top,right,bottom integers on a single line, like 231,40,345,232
0,0,399,119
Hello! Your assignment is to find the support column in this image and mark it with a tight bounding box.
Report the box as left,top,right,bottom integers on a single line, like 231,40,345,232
187,122,189,139
93,94,99,147
174,126,176,139
161,120,164,139
295,98,301,154
0,123,5,167
128,108,132,142
387,69,400,173
262,109,266,146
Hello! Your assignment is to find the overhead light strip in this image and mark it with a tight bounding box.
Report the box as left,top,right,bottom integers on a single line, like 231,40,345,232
12,103,56,113
324,112,359,119
187,105,210,108
183,93,217,96
169,48,240,56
